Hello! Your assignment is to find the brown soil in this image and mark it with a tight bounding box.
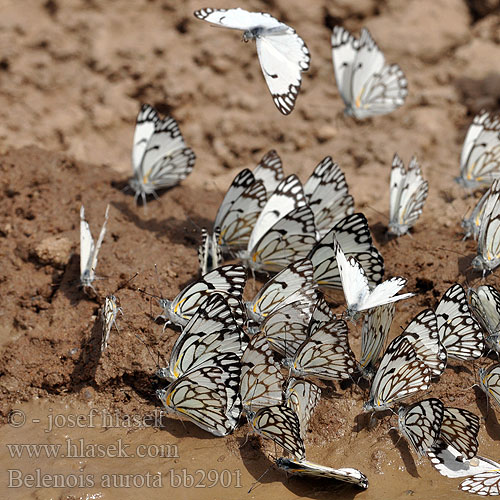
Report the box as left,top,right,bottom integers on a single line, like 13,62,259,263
1,1,500,499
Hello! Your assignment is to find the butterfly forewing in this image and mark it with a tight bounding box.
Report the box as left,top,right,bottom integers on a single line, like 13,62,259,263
479,363,500,408
253,149,285,194
469,285,500,353
284,378,321,440
440,407,480,460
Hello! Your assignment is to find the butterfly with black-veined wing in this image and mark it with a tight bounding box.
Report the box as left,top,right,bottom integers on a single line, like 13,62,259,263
156,357,241,437
303,156,355,237
129,104,195,205
388,153,428,237
240,335,285,415
479,363,500,409
193,8,310,115
276,457,369,489
213,169,267,256
335,238,412,320
398,398,444,456
284,377,321,440
245,258,317,328
253,150,284,195
80,204,109,290
198,228,222,275
460,467,500,496
469,284,500,354
157,293,246,385
158,264,246,328
462,187,492,240
331,26,407,119
439,406,480,461
358,303,395,379
456,110,500,189
435,283,484,361
472,179,500,274
100,295,122,352
308,213,384,290
363,336,431,412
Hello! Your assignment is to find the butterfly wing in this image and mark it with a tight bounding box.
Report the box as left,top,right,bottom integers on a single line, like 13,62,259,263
398,398,444,456
479,364,500,408
358,276,413,312
253,149,284,195
79,205,95,281
460,470,500,496
284,378,321,440
470,285,500,352
436,283,484,360
440,407,480,460
194,8,285,31
132,104,158,173
198,228,223,275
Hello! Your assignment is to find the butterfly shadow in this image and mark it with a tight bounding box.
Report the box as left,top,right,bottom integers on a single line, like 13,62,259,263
473,385,500,441
388,428,420,478
458,254,482,281
369,222,390,247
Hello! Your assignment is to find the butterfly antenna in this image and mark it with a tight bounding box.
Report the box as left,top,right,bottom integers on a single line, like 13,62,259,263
248,464,274,493
115,272,140,292
365,205,389,221
135,333,161,371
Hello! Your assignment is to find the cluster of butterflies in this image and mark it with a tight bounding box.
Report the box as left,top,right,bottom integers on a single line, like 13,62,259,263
458,110,500,275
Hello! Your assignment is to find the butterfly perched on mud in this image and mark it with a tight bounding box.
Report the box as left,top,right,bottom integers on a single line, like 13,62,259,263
193,8,310,115
469,284,500,354
129,104,195,204
331,26,407,119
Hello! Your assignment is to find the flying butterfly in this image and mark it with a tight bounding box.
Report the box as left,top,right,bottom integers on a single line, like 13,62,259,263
472,179,500,274
253,150,285,195
363,337,431,412
284,377,321,440
193,8,310,115
303,156,355,237
285,319,357,381
435,283,484,361
240,335,285,415
213,169,267,255
398,398,444,456
158,264,246,327
331,26,407,119
157,360,241,437
157,293,246,384
100,294,122,352
335,238,412,320
129,104,196,204
198,228,223,275
388,153,428,237
245,258,317,327
462,187,492,240
276,457,369,489
456,110,500,189
469,284,500,354
460,467,500,497
80,204,109,290
358,303,395,379
395,308,447,377
308,213,384,290
479,363,500,409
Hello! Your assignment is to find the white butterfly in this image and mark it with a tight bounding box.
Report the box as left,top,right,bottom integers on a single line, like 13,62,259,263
398,398,444,456
245,258,317,328
193,8,310,115
435,283,484,360
335,238,413,319
80,204,109,290
285,320,357,381
303,156,355,237
364,336,431,412
462,188,491,240
479,363,500,409
358,303,395,379
388,153,428,236
428,443,499,479
101,295,122,352
469,285,500,354
331,26,407,119
249,405,306,459
198,228,222,275
158,294,245,383
253,150,284,195
308,213,384,290
129,104,195,204
396,308,447,377
284,378,321,440
157,359,241,437
460,467,500,497
472,179,500,274
276,457,369,489
213,169,267,255
456,110,500,189
240,335,284,414
158,264,246,327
